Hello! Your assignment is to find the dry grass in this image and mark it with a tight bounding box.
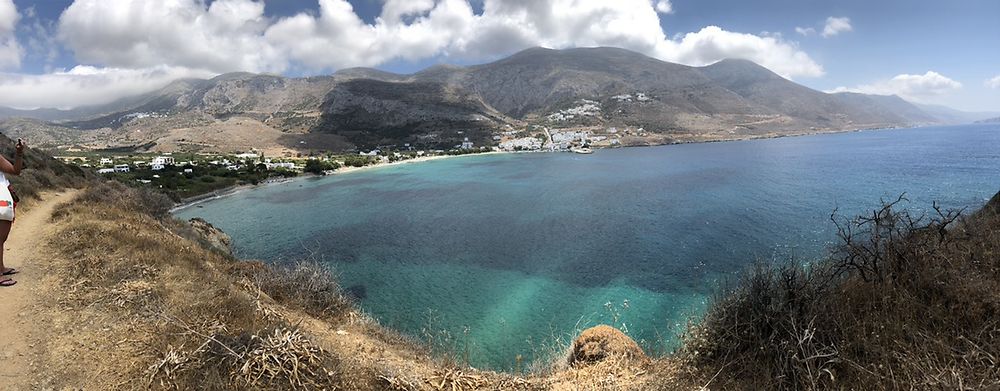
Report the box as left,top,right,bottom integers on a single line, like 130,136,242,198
231,260,355,323
684,192,1000,390
42,183,349,389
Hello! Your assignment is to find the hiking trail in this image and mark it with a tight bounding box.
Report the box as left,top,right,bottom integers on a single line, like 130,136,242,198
0,190,79,390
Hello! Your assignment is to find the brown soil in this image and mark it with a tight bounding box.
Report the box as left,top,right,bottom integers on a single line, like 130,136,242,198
0,190,80,390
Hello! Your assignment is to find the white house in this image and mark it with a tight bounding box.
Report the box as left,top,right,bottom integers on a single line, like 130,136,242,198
151,164,165,171
461,138,474,149
99,158,113,165
113,164,130,173
151,156,175,166
235,152,260,160
97,168,115,174
266,162,296,170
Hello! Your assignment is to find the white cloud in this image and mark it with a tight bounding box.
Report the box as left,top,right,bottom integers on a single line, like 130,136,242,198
657,26,824,78
822,16,852,38
655,0,673,14
0,65,213,109
55,0,822,79
828,71,963,102
0,0,824,109
0,0,22,70
267,0,822,78
986,75,1000,89
58,0,284,74
795,26,815,36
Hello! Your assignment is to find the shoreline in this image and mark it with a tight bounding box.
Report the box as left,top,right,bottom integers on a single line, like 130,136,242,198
169,124,942,213
169,151,512,212
331,150,512,176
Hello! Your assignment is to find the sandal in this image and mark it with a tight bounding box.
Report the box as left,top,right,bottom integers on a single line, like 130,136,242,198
0,278,15,287
2,268,17,276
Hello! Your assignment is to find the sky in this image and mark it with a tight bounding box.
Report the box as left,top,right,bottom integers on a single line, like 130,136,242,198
0,0,997,111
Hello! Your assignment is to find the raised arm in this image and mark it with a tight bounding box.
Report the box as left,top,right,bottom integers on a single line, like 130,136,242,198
0,139,25,176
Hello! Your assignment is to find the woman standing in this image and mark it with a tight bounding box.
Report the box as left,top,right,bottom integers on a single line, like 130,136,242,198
0,139,25,287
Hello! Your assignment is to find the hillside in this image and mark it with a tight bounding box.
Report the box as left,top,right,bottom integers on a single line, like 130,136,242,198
1,47,946,153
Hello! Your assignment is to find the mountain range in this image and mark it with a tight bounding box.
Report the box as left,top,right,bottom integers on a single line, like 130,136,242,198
0,47,990,154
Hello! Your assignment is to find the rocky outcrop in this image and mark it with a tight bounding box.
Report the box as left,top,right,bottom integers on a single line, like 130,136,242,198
569,325,646,367
188,218,233,255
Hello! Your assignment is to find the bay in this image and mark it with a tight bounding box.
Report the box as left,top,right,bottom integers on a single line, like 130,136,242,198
176,124,1000,370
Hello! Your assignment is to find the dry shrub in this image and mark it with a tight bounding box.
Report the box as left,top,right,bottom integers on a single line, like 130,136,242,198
146,325,340,391
686,192,1000,390
234,260,356,323
55,180,173,219
425,368,487,390
236,327,337,389
46,183,354,390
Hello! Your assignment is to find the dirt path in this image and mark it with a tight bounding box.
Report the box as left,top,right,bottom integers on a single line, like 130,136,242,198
0,190,78,389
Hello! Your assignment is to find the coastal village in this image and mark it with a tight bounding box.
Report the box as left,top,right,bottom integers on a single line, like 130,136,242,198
54,100,648,201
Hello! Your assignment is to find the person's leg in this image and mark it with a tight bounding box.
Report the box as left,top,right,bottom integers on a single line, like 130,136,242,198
0,220,11,276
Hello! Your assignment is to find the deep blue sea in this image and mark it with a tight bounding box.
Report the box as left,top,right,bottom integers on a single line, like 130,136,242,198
176,124,1000,370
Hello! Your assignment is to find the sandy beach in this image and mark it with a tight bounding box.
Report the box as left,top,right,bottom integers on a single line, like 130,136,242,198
170,151,511,212
330,151,510,176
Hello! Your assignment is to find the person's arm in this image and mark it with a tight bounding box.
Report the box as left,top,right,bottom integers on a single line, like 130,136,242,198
13,139,23,175
0,139,24,176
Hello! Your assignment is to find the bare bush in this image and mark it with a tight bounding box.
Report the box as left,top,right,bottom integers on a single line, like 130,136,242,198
235,260,355,322
687,192,1000,390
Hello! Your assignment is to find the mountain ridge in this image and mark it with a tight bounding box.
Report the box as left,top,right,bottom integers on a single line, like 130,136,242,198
0,46,967,152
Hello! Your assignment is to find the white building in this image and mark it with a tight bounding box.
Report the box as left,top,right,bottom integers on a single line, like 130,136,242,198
235,152,260,160
151,156,175,166
99,158,113,165
460,138,474,149
97,168,115,174
151,164,165,171
113,164,130,173
266,162,296,170
499,137,543,151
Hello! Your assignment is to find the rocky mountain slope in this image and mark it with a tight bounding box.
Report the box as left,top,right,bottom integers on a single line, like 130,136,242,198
0,47,954,153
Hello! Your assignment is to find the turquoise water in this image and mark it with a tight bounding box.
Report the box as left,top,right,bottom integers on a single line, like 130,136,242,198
176,124,1000,370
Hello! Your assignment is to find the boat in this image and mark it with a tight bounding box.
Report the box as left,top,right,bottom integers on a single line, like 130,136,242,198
571,147,593,154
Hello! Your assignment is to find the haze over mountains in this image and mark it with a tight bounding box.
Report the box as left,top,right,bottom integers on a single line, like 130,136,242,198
0,47,987,153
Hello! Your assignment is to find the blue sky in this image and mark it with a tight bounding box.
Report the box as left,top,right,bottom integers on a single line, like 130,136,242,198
0,0,997,111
